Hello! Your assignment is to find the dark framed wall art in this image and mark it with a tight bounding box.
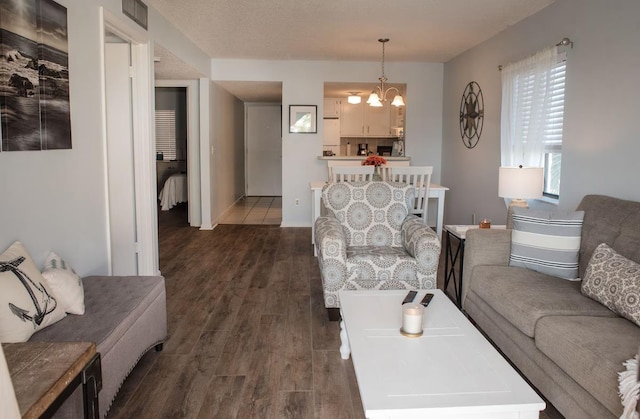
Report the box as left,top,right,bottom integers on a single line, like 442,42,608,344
0,0,72,151
289,105,317,134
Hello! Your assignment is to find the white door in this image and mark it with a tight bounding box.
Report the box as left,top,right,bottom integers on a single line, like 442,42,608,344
104,43,138,275
247,104,282,196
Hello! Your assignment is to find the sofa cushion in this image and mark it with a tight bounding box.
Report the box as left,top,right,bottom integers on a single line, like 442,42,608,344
577,195,640,279
581,243,640,326
470,265,616,337
509,207,584,280
0,241,67,342
322,182,413,247
30,276,164,356
346,246,426,289
535,315,640,416
465,292,619,418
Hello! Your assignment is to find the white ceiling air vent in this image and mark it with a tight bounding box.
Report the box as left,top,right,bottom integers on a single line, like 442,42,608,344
122,0,148,30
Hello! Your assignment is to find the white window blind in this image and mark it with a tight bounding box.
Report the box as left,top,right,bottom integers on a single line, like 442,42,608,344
155,110,176,161
501,48,566,197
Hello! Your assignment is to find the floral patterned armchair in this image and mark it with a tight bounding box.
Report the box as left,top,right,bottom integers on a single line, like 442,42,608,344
314,181,441,317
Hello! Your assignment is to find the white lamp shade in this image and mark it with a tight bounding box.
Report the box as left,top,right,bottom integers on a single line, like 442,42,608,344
367,92,380,104
391,95,405,107
498,166,544,199
347,95,361,104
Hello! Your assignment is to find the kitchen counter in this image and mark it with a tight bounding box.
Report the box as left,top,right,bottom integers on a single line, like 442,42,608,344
318,156,411,161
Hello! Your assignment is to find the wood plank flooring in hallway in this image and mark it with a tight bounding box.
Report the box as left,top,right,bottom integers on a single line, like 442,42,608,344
108,212,562,418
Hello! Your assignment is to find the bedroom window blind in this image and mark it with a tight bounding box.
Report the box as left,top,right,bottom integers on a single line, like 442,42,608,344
155,110,176,161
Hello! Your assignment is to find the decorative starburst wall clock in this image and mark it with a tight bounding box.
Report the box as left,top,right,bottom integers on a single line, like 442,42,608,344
459,81,484,149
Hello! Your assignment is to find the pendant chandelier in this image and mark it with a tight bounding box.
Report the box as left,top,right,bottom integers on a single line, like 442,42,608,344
367,38,405,108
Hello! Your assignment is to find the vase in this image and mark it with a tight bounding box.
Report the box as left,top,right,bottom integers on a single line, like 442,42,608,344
373,168,383,181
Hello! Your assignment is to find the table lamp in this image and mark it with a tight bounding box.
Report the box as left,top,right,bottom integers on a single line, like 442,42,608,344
498,165,544,227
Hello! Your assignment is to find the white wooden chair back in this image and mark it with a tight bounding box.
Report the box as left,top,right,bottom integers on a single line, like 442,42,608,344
331,166,375,182
388,166,433,221
327,160,360,180
379,161,411,181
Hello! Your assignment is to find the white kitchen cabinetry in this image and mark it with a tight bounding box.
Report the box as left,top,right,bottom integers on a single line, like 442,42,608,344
365,103,392,136
324,98,341,118
340,101,393,137
340,101,365,136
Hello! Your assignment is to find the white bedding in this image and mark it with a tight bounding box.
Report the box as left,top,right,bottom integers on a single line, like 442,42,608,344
158,173,187,211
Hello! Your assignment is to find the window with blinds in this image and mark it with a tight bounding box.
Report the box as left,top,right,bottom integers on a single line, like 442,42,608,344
512,56,566,198
155,110,176,161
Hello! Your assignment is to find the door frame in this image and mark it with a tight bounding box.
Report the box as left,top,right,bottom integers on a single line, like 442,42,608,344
100,8,158,275
155,80,202,227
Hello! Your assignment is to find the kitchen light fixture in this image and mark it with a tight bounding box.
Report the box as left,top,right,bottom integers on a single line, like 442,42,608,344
347,92,361,104
367,38,405,107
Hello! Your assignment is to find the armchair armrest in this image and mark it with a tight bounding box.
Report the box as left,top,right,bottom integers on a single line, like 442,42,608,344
461,228,512,306
314,216,347,262
314,216,349,308
402,215,441,274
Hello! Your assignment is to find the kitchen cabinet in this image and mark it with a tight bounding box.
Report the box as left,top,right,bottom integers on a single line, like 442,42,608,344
365,103,392,136
323,117,340,146
340,101,365,136
340,101,393,137
324,98,341,118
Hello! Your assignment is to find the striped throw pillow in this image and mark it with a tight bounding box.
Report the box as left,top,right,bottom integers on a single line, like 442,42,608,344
509,207,584,280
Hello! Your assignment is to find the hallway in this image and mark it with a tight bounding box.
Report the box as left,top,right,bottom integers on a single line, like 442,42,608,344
218,196,282,225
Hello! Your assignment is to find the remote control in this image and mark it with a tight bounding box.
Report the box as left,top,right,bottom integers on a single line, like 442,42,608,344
401,290,417,305
420,293,434,307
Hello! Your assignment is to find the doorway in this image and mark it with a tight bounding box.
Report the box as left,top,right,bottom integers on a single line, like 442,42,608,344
246,104,282,196
155,86,188,226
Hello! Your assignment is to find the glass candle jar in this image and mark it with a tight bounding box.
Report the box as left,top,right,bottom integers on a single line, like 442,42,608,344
402,303,424,335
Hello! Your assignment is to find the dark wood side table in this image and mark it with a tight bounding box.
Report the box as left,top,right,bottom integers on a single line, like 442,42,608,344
444,225,506,308
3,341,102,419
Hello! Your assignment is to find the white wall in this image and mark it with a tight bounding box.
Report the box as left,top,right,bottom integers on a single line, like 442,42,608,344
0,0,210,275
210,83,245,223
211,59,443,226
442,0,640,225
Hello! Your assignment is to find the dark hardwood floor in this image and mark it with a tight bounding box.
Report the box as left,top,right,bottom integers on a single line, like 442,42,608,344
107,204,562,418
108,206,363,418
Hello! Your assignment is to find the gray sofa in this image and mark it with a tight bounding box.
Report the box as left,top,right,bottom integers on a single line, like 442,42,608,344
30,275,167,418
462,195,640,419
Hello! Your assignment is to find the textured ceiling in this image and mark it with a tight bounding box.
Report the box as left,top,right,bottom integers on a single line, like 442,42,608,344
154,44,205,80
147,0,553,63
148,0,555,101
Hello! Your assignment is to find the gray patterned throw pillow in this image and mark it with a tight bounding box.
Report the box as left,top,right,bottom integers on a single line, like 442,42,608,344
581,243,640,327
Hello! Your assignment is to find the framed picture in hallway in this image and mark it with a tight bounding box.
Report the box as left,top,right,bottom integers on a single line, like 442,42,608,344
289,105,317,134
0,0,72,151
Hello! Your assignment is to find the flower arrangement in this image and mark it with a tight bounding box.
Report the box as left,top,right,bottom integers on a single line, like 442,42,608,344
362,155,387,167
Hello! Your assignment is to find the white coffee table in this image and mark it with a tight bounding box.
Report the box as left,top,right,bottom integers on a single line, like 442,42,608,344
339,289,545,419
